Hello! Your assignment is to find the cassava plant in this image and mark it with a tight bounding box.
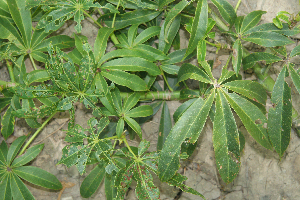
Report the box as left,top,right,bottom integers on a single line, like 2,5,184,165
1,0,300,199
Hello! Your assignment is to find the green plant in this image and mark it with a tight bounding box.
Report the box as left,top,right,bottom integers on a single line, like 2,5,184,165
1,0,300,199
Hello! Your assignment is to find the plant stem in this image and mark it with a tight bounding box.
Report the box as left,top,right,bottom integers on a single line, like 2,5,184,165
161,72,173,92
123,137,138,159
6,59,15,83
18,111,57,156
29,54,37,70
235,0,242,12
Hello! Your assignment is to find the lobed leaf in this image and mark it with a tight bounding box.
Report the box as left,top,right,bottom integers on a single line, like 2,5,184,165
158,92,214,181
268,66,292,158
14,166,62,190
11,173,35,200
213,90,240,183
178,63,212,84
0,174,11,200
123,92,140,112
223,80,267,105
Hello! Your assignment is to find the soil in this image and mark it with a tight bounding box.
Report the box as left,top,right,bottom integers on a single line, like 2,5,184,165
1,0,300,199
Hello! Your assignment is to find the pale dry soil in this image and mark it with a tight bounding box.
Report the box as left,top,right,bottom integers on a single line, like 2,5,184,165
1,0,300,199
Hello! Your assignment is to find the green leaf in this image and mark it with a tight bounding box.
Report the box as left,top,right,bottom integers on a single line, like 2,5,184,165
290,45,300,58
116,118,125,138
211,0,236,25
11,173,35,200
268,66,292,158
80,162,106,198
133,26,161,46
32,35,75,52
160,64,180,75
157,102,172,151
197,39,206,62
111,88,122,113
162,49,186,65
101,57,161,76
223,80,267,105
224,91,272,150
232,39,242,75
240,10,266,34
158,92,214,181
235,16,244,34
26,70,50,84
126,105,153,118
128,24,139,47
57,96,78,111
213,90,240,183
290,65,300,94
11,144,44,168
94,28,115,63
244,23,300,36
199,60,213,80
242,52,282,70
124,116,142,139
0,141,8,165
7,0,32,47
95,73,109,94
7,135,27,165
166,173,205,199
158,16,181,54
185,0,208,57
0,16,24,46
133,44,169,61
1,106,15,140
115,162,134,199
101,70,148,91
138,140,150,156
102,10,161,30
0,97,11,112
0,174,11,200
105,173,117,200
173,98,196,122
178,63,213,84
133,164,160,199
123,92,140,112
13,166,62,190
164,0,190,43
243,32,293,47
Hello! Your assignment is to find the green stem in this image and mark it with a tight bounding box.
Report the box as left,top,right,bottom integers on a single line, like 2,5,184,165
82,9,119,45
123,137,138,159
29,54,37,70
6,60,15,83
18,111,57,156
112,0,121,29
235,0,242,12
161,72,173,92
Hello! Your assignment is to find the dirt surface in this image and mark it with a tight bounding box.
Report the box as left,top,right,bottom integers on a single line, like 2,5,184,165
1,0,300,199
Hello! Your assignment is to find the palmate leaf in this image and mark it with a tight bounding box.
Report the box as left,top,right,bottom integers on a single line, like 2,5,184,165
11,144,44,168
243,32,293,47
115,161,134,199
133,163,160,199
0,174,11,200
240,10,266,34
223,91,272,150
242,52,282,70
1,105,16,139
244,23,300,37
178,63,213,84
268,66,292,158
158,92,214,181
213,90,240,183
11,173,35,200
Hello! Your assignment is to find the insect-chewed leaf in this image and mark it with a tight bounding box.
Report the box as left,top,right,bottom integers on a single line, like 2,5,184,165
243,32,293,47
13,166,62,190
133,164,160,199
57,96,78,111
232,39,242,75
158,92,214,181
240,10,266,34
185,0,207,57
268,66,292,158
223,90,272,150
115,161,134,199
138,140,150,156
211,0,236,26
80,162,106,198
58,143,82,168
11,144,44,168
213,90,240,183
178,63,212,84
65,124,87,143
166,173,205,199
223,80,267,105
242,52,282,70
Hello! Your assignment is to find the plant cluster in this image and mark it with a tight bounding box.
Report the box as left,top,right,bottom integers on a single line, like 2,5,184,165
1,0,300,199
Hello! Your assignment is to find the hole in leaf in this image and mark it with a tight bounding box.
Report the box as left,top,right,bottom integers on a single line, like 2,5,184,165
255,119,262,124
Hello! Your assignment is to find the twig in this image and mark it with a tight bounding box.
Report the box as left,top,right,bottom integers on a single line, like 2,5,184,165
57,181,76,200
32,120,68,145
